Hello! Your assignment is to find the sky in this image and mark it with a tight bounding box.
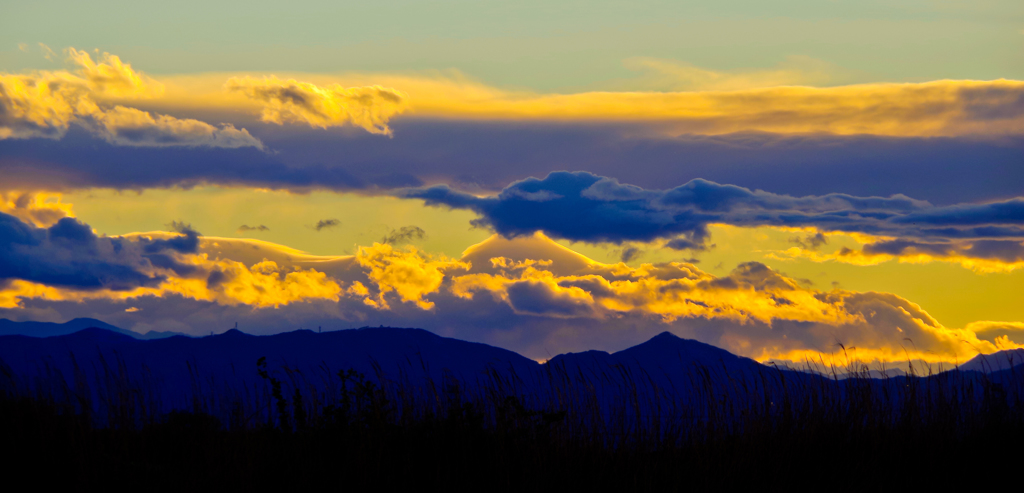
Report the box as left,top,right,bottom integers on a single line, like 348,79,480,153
1,1,1023,368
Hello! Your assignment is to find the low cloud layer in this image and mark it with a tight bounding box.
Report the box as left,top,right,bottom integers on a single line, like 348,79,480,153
778,237,1024,274
1,226,1016,366
3,121,1021,208
402,171,1024,270
0,49,262,148
0,211,342,309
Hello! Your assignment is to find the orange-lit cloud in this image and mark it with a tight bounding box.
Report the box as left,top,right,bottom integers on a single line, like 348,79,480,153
965,321,1024,348
225,76,408,135
0,258,342,309
1,216,1020,366
0,229,345,310
449,234,1019,364
150,69,1024,138
451,255,858,326
355,242,469,309
773,237,1024,274
0,191,74,227
8,49,1022,145
0,49,262,148
294,74,1024,138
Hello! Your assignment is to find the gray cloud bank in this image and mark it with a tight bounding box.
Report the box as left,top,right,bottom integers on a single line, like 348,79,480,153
2,123,1022,206
401,171,1024,246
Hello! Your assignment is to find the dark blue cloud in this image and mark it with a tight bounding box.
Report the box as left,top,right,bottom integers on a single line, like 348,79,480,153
401,171,1024,253
861,240,955,257
962,240,1024,263
0,212,202,290
895,199,1024,226
2,122,1023,206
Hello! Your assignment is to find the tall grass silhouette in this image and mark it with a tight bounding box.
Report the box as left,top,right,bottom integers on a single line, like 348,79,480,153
2,348,1022,489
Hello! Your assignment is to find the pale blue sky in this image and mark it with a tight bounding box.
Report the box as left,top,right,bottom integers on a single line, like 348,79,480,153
3,0,1021,90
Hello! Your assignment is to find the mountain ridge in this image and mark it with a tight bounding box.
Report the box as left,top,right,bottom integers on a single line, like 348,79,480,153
0,318,189,340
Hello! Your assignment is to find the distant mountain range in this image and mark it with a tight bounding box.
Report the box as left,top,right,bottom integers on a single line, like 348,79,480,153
0,318,189,339
2,318,1021,378
2,321,1022,425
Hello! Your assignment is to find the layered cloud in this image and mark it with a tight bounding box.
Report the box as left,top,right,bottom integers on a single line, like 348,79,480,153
0,49,261,148
0,211,343,309
2,209,1017,366
402,171,1024,271
444,233,1007,364
168,70,1024,138
218,73,1023,138
225,76,408,135
777,237,1024,273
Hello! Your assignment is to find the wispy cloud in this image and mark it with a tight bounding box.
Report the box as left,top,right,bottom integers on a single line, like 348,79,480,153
237,224,270,233
313,218,340,231
380,225,426,245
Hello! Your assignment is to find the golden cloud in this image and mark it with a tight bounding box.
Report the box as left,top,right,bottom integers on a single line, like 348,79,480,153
773,241,1024,274
147,70,1024,138
355,242,469,309
0,251,342,310
1,224,1020,367
224,76,408,135
0,191,75,227
445,234,1020,365
0,49,262,148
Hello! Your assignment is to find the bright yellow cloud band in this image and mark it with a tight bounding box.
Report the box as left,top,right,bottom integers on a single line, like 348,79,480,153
158,71,1024,138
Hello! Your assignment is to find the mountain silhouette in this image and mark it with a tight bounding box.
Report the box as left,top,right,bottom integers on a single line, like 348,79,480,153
1,323,1019,425
0,317,188,339
0,326,541,414
959,348,1024,373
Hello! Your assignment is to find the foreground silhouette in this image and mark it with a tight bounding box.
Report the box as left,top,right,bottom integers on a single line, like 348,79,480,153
2,325,1023,489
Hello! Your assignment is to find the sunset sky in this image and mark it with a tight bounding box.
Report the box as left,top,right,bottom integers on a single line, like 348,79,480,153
2,0,1022,367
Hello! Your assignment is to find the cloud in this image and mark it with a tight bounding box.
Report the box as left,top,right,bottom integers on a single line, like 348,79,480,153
402,171,1024,271
237,224,270,233
65,48,164,99
354,242,469,310
790,232,828,250
364,74,1024,138
90,106,261,148
225,76,408,135
313,218,340,231
0,191,75,227
380,225,426,245
3,120,1022,206
616,56,840,92
0,212,345,309
893,199,1024,226
0,212,172,291
452,235,1020,364
213,72,1024,138
2,228,1018,366
966,321,1024,348
618,246,642,262
0,49,262,148
773,233,1024,273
